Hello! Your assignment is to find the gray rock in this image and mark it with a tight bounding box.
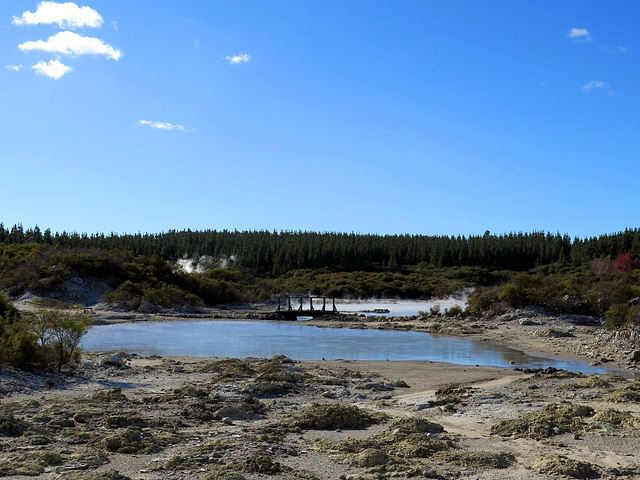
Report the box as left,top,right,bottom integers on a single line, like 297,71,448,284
102,354,126,368
137,299,159,313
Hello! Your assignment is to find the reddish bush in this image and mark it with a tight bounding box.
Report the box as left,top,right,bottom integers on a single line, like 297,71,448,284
613,253,640,272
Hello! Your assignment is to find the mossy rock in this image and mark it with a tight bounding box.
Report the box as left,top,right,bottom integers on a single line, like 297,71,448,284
100,428,160,454
293,403,383,430
106,415,148,428
173,385,210,398
91,387,128,403
161,439,232,470
243,454,284,474
0,414,29,436
354,448,389,467
491,402,594,439
242,381,294,396
0,454,46,477
529,454,595,478
39,450,64,465
445,451,515,469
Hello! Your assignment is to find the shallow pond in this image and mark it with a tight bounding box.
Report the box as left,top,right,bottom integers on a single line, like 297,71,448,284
335,298,467,317
81,319,609,375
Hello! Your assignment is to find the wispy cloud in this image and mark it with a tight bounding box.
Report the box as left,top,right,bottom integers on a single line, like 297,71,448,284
5,65,23,72
13,1,103,29
194,39,199,48
568,27,592,42
582,80,613,94
139,120,189,132
110,20,118,30
619,46,628,53
223,53,250,64
19,31,122,60
33,59,72,79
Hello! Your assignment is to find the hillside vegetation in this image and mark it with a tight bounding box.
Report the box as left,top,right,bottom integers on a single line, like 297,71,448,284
2,224,640,328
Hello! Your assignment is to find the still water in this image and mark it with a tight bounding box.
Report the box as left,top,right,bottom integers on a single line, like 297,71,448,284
335,299,467,317
81,319,609,375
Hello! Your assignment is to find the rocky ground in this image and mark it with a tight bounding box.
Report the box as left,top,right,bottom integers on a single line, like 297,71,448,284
3,300,640,479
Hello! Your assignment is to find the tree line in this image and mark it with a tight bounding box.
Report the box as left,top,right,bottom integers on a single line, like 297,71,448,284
2,224,640,274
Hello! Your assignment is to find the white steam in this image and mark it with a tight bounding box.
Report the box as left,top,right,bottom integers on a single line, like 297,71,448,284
175,254,237,273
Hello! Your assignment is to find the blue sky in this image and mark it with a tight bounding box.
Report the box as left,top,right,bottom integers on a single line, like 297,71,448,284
1,1,639,238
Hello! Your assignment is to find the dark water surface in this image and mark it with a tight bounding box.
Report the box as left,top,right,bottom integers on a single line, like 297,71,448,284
81,319,610,374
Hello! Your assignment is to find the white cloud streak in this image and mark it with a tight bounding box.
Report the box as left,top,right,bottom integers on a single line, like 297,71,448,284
568,27,592,42
582,80,611,93
6,65,23,72
18,31,121,60
13,1,103,29
139,120,189,132
223,53,250,64
32,59,72,79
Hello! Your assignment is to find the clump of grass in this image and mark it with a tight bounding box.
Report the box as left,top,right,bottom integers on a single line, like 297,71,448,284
444,451,515,469
607,379,640,403
395,435,452,458
313,437,379,454
58,470,134,480
566,376,613,391
99,428,163,454
243,454,285,474
292,403,385,430
587,408,640,431
491,402,594,439
529,454,595,479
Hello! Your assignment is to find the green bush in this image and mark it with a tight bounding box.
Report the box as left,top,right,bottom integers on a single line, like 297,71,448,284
0,293,38,368
33,309,92,372
0,297,91,372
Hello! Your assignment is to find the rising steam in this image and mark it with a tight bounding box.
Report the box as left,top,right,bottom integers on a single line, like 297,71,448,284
175,254,237,274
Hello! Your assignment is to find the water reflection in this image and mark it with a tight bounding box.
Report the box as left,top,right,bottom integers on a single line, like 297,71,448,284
81,320,609,375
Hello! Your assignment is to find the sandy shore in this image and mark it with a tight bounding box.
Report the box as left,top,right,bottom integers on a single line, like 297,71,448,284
2,305,640,479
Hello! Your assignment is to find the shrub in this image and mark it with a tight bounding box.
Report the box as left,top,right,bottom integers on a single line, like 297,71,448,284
0,293,38,368
443,304,463,316
613,253,640,273
33,309,92,372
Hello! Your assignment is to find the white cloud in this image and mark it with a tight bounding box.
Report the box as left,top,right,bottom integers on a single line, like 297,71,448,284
619,46,628,53
568,27,592,42
110,21,118,30
6,65,23,71
139,120,189,132
32,59,72,79
194,39,199,48
223,53,250,64
13,1,103,29
582,80,611,93
18,31,121,60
